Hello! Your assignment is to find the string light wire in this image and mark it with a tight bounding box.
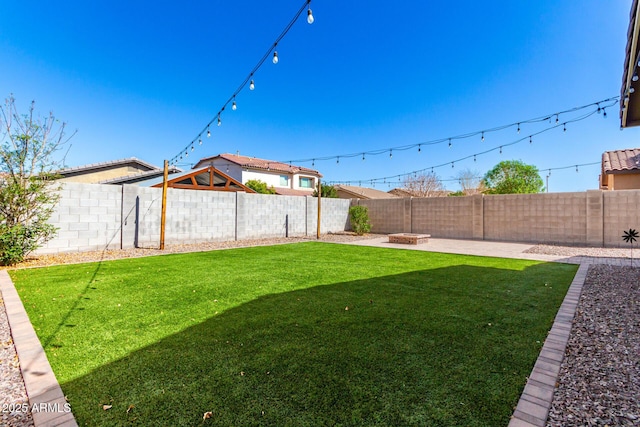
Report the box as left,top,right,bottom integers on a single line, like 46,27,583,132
324,101,614,186
169,0,313,165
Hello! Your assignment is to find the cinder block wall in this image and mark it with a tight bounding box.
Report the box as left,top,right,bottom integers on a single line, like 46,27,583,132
38,183,123,254
355,198,411,233
603,190,640,247
307,197,351,234
237,193,306,239
35,183,352,254
483,192,588,244
411,196,478,238
361,190,640,247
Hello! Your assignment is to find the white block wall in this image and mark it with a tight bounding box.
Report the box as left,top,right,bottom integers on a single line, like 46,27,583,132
35,183,351,254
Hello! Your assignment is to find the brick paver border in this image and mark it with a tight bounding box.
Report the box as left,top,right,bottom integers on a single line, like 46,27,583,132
508,263,590,427
0,270,78,427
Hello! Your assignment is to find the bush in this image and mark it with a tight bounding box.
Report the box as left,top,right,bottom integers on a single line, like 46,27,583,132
349,206,371,235
0,223,56,265
245,179,276,194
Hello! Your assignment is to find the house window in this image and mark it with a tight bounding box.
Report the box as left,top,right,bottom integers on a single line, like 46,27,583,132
299,177,314,188
280,175,289,186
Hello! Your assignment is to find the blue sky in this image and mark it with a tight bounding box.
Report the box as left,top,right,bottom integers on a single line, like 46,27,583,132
1,0,637,192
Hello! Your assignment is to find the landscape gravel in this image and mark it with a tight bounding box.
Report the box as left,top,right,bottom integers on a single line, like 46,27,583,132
0,295,34,427
546,264,640,427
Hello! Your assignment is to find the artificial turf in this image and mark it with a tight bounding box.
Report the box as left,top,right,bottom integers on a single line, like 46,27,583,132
10,242,577,426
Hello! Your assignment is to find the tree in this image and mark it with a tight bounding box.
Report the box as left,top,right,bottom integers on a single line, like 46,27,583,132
455,168,486,196
401,171,444,197
245,179,276,194
0,95,73,265
483,160,544,194
312,184,338,198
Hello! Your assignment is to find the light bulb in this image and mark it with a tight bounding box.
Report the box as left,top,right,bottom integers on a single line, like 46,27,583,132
448,139,452,148
418,144,421,152
272,51,279,64
517,123,520,134
307,8,314,24
199,138,203,145
250,80,255,90
191,145,194,151
529,136,532,144
481,132,485,142
633,73,639,82
207,128,211,138
217,115,222,126
630,87,636,94
232,101,237,110
362,153,365,161
389,150,392,159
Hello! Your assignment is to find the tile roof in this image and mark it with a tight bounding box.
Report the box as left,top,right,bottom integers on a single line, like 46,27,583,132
195,153,322,177
602,148,640,173
335,185,399,199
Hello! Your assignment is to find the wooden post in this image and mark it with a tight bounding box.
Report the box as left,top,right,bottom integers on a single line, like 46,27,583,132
317,179,321,239
160,160,168,250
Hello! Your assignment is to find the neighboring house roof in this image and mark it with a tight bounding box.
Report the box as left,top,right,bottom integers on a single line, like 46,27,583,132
621,0,640,127
99,166,182,185
388,188,413,197
334,185,399,199
194,153,323,177
58,157,158,176
602,148,640,174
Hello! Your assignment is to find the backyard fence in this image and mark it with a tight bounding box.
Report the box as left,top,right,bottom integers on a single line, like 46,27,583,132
354,189,640,248
37,182,351,254
37,184,640,254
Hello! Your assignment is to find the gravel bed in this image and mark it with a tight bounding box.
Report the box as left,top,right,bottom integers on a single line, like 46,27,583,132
5,233,385,270
525,244,636,259
0,295,34,427
546,264,640,426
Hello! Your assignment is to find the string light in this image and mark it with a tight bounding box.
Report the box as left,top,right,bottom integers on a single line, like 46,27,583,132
362,153,365,161
232,100,237,111
168,0,313,165
418,144,421,152
481,132,485,142
307,6,314,24
207,127,211,138
563,123,567,132
448,138,452,148
199,138,202,145
389,150,393,159
529,136,532,144
517,123,520,134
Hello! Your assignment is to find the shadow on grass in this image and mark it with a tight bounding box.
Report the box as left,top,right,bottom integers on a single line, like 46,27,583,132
60,262,575,427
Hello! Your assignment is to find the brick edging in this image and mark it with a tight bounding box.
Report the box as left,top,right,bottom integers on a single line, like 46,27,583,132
508,263,589,427
0,270,78,427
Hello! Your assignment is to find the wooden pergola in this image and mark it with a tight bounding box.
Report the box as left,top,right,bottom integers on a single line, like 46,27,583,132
152,166,256,192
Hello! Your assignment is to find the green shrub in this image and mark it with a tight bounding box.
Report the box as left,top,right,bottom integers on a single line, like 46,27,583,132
245,179,276,194
349,205,371,235
0,223,56,266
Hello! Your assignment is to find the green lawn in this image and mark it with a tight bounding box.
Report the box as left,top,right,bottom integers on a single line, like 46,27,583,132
10,242,577,426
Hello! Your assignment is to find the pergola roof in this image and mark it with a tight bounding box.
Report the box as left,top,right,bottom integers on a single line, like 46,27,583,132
150,166,255,192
